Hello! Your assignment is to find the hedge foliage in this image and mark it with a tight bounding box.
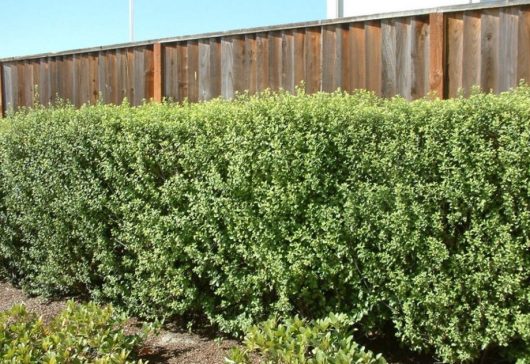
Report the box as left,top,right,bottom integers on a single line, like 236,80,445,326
1,88,530,362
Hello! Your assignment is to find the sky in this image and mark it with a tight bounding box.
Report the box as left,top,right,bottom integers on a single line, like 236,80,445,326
0,0,325,59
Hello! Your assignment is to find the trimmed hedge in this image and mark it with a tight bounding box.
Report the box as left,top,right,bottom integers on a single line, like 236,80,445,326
1,89,530,362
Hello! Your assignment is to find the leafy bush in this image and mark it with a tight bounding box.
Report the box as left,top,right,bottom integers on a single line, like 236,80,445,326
0,301,153,363
225,312,386,364
1,88,530,362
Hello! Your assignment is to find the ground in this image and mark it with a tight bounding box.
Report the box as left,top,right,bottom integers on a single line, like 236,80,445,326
0,281,241,364
0,280,442,364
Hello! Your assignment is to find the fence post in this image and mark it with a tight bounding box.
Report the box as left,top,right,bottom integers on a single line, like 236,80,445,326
429,12,446,98
153,42,163,102
0,62,3,117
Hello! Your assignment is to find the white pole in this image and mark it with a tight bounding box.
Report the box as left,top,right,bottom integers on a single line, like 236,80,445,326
129,0,134,42
337,0,344,17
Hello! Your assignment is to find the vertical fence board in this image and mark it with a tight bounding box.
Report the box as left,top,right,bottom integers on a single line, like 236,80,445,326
256,33,269,92
72,55,80,105
50,58,59,103
304,27,321,93
269,32,282,91
3,63,12,111
109,51,119,104
23,62,33,106
118,50,127,104
77,55,85,105
164,47,173,100
126,49,135,104
187,41,199,102
340,25,352,92
58,57,65,102
152,43,163,102
132,48,145,105
31,61,40,105
447,13,464,98
411,17,429,99
396,18,412,99
56,57,65,101
322,25,342,92
233,36,245,94
381,19,397,97
22,62,32,106
518,6,530,82
282,30,295,92
0,63,3,116
43,60,52,104
210,38,222,98
335,26,343,91
89,53,98,104
144,46,154,100
104,52,113,103
73,54,84,107
481,9,500,93
117,50,126,103
429,13,445,97
350,23,366,91
462,12,482,94
499,7,519,92
322,25,337,92
245,35,257,94
365,21,382,95
63,56,73,105
81,55,91,104
221,38,234,99
163,45,176,100
16,62,26,107
199,39,211,101
178,43,189,102
98,53,107,102
72,55,79,106
165,45,177,101
293,30,305,89
4,65,15,113
30,61,37,104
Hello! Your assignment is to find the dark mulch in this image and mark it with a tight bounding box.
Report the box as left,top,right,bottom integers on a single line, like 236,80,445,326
0,281,66,321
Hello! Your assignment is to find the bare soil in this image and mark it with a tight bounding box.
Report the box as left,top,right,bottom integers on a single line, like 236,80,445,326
0,281,241,364
0,280,466,364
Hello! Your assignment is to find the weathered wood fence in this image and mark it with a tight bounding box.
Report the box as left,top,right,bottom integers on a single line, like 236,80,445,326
1,0,530,116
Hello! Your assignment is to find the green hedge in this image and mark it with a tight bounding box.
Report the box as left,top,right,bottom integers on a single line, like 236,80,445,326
1,89,530,362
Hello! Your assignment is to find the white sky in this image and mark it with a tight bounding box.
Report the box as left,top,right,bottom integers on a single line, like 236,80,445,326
328,0,496,18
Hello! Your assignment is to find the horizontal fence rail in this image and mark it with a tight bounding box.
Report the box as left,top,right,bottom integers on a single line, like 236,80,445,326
1,0,530,115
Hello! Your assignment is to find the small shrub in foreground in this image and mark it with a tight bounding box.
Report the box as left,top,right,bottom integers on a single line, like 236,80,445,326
0,301,154,363
225,312,386,364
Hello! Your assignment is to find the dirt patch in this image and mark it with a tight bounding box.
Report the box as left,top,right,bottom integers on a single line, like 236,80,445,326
0,281,66,322
0,280,447,364
0,280,241,364
140,331,239,364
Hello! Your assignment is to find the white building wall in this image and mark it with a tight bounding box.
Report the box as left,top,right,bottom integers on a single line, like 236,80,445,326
327,0,496,18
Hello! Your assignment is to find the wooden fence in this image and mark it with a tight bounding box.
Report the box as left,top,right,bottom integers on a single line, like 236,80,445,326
1,0,530,116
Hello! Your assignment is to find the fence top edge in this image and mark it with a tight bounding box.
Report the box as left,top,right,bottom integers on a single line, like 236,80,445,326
0,0,527,63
